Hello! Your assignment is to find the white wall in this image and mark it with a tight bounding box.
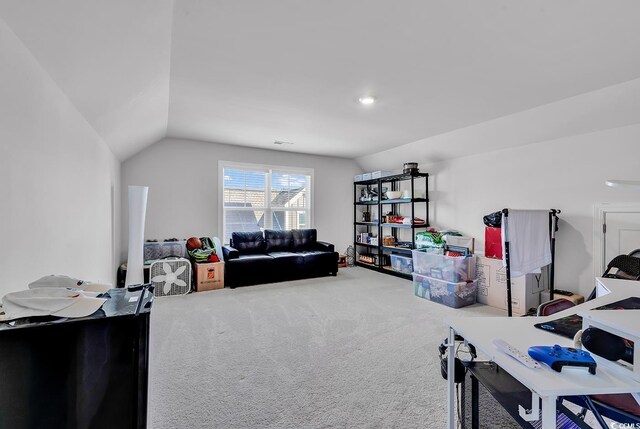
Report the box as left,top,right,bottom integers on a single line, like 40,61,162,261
0,16,120,296
360,124,640,297
121,138,361,262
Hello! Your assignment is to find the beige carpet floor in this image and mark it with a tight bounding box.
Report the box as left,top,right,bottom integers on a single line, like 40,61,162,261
148,267,509,428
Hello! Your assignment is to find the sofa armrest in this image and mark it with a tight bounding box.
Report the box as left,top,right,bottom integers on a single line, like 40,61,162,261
222,245,239,261
315,241,335,252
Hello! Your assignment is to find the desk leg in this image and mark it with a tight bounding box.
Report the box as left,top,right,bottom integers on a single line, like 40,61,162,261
471,375,479,429
448,327,456,429
541,395,556,429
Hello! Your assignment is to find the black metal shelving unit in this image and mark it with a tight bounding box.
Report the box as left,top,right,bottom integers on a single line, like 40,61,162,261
353,172,429,280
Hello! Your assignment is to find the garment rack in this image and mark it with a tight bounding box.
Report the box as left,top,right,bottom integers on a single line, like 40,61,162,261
502,208,561,317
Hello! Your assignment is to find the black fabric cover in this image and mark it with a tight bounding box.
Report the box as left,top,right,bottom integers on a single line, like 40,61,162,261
483,211,502,228
265,230,294,252
292,229,317,251
231,231,266,255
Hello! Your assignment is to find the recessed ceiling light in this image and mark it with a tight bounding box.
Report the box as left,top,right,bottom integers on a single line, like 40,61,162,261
274,140,294,145
358,96,376,105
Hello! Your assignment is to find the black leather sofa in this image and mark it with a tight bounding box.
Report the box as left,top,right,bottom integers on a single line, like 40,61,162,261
222,229,338,288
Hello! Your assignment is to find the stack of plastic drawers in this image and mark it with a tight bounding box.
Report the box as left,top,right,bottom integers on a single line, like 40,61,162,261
411,250,477,308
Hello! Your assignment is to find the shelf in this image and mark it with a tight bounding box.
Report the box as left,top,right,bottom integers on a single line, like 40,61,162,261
354,242,377,248
380,223,428,229
381,246,413,254
354,172,429,185
378,172,429,182
353,178,380,186
355,261,379,270
380,198,428,204
353,172,428,282
354,261,413,279
381,266,413,279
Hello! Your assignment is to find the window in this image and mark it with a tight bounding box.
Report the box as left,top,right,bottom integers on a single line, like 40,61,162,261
220,162,313,244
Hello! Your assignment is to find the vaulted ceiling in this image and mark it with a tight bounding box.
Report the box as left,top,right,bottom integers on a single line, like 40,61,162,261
1,0,640,160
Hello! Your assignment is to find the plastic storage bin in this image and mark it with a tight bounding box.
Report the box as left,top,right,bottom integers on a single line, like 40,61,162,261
411,249,476,282
391,254,413,274
413,273,431,300
413,273,477,308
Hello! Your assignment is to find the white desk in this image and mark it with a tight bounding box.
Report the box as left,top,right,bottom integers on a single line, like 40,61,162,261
447,278,640,429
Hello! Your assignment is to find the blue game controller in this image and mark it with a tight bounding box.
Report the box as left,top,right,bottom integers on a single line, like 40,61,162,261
528,344,597,375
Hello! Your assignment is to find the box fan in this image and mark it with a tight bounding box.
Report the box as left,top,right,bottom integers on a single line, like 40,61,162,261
149,258,192,297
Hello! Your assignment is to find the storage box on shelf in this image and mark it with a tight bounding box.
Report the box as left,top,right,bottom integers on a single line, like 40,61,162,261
358,253,376,264
390,254,413,274
372,170,393,179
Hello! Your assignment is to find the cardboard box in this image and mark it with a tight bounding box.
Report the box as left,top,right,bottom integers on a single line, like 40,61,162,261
362,173,373,181
354,174,364,182
475,255,547,315
540,289,584,305
484,227,502,259
194,262,225,291
338,255,347,268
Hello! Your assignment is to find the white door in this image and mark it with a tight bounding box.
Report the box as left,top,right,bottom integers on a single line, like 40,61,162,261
604,211,640,269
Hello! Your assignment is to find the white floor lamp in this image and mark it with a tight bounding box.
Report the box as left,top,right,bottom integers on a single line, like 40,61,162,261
125,185,149,286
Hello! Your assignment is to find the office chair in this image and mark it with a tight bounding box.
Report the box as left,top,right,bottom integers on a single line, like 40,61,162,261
537,284,640,428
586,254,640,301
536,298,576,316
562,394,640,429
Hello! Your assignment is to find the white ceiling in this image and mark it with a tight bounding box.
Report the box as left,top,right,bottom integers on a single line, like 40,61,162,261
0,0,173,160
1,1,640,160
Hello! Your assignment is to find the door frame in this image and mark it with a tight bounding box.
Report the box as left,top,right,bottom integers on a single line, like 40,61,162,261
593,203,640,277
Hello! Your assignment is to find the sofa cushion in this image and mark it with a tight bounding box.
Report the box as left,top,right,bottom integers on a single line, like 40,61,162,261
267,251,303,266
299,249,335,266
228,254,275,269
231,231,265,255
265,230,294,252
292,229,317,251
237,254,273,262
225,254,275,286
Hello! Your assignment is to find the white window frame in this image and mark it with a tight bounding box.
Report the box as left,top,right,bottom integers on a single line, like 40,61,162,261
218,160,314,244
